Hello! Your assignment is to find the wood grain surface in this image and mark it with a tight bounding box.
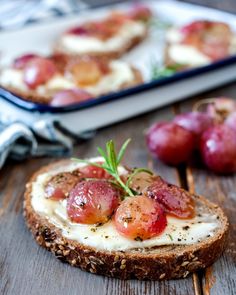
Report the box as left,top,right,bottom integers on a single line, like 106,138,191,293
1,0,236,294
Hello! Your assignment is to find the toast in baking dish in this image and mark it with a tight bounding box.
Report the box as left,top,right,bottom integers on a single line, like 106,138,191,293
0,54,142,106
164,20,236,70
54,5,152,59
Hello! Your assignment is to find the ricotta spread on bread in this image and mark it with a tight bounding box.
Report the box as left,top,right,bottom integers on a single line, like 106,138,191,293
30,158,219,251
166,27,211,66
59,21,146,55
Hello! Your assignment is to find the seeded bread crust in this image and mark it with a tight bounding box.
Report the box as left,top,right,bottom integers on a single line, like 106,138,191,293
0,67,143,105
54,31,147,60
23,160,229,280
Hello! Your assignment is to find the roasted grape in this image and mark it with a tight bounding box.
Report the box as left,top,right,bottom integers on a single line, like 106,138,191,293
23,57,57,89
45,172,79,200
114,195,167,240
128,5,152,22
66,58,104,86
67,180,120,224
77,164,111,179
146,177,195,219
181,21,231,60
67,26,89,35
13,54,39,69
50,89,92,106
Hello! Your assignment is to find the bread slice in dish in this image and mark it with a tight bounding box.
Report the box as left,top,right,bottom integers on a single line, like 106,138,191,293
54,6,151,59
24,158,229,280
0,54,142,106
164,20,236,70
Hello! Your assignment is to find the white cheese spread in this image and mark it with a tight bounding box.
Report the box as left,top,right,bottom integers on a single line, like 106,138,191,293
30,158,219,252
59,21,146,54
0,60,135,97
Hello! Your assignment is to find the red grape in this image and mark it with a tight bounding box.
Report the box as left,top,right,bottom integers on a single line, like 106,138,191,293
146,177,195,219
45,172,79,200
173,111,212,144
50,89,92,107
200,125,236,174
67,180,120,224
128,5,152,22
77,164,111,179
181,21,231,60
128,172,156,194
146,122,195,165
225,112,236,132
66,58,103,86
181,20,207,35
23,57,57,89
13,53,39,70
114,195,167,240
67,26,89,35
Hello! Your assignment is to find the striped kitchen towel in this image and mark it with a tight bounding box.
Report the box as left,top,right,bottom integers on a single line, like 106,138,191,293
0,0,124,168
0,118,95,169
0,0,98,168
0,0,125,30
0,0,87,30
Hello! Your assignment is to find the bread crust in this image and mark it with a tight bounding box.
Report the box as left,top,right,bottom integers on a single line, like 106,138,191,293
23,160,229,280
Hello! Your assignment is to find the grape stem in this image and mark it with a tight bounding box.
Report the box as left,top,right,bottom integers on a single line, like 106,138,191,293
192,97,218,112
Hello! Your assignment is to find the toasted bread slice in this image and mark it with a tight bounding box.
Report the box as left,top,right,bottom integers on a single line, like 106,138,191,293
164,21,236,70
163,42,210,71
54,33,147,60
53,10,149,60
24,160,229,280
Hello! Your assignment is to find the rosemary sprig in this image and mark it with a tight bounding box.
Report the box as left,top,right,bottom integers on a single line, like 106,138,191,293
72,139,153,197
148,17,172,30
151,62,184,80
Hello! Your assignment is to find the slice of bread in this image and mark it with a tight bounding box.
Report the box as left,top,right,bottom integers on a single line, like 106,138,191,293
164,22,236,70
0,55,143,105
54,32,147,60
24,161,229,280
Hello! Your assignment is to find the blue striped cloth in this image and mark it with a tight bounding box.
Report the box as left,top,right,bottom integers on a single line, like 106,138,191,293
0,0,88,30
0,116,95,168
0,0,96,168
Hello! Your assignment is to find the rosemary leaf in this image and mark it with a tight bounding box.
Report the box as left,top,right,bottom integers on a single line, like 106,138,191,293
72,139,150,198
97,147,108,164
117,138,131,165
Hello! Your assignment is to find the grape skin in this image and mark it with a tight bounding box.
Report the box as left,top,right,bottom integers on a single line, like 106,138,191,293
146,122,195,165
200,125,236,174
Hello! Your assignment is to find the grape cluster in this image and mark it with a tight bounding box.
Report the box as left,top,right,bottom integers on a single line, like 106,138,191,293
146,97,236,174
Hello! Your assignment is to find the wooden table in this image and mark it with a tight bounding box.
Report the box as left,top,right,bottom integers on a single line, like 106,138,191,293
1,1,236,294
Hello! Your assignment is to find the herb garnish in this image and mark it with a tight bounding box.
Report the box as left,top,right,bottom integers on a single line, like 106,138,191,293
167,234,173,241
148,18,172,30
151,62,184,80
73,139,152,197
